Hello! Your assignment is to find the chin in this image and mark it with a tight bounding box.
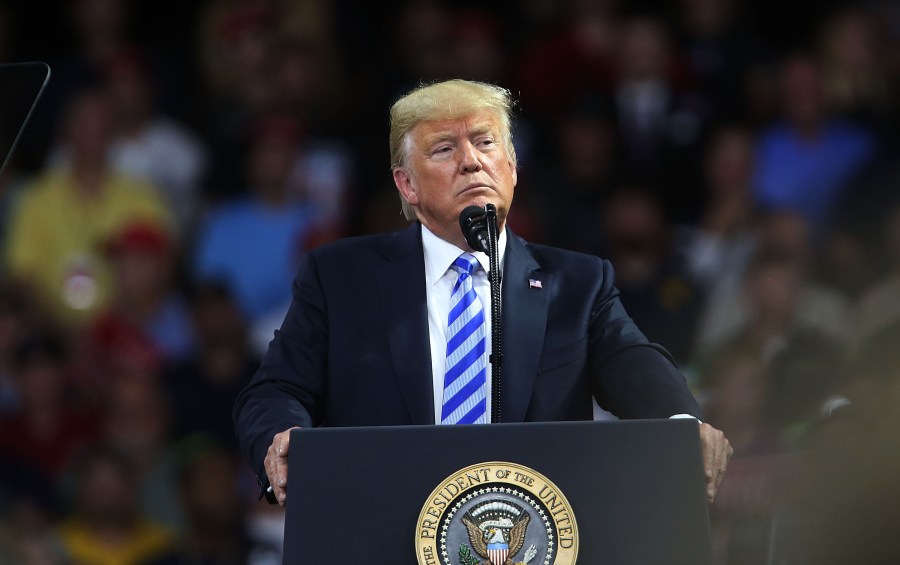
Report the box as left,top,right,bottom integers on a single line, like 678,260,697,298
461,194,500,211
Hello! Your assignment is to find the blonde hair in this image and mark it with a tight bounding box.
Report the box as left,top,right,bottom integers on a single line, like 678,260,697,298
389,80,517,221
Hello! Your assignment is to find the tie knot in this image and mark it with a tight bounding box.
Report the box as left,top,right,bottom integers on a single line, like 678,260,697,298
452,253,480,276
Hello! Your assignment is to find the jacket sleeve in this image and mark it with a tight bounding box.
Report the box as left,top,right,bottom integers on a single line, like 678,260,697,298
232,251,328,492
587,259,701,419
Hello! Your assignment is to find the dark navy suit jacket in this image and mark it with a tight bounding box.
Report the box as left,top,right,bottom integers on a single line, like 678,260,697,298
233,223,700,480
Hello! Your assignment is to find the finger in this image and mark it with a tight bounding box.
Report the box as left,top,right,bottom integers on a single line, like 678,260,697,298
709,462,723,502
274,430,292,485
715,440,733,489
262,455,286,505
275,453,290,492
273,427,301,505
699,424,724,501
708,432,731,502
706,463,718,502
275,483,288,507
264,444,278,487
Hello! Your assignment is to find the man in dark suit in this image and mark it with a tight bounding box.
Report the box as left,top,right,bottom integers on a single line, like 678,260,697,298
233,79,731,507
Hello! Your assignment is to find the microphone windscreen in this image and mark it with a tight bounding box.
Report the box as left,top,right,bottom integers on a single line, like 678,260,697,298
459,206,489,253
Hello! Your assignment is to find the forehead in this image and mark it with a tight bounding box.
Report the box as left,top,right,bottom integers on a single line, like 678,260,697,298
409,110,503,144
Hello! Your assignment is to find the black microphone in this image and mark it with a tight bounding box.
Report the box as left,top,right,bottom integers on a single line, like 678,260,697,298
459,203,503,423
459,206,490,253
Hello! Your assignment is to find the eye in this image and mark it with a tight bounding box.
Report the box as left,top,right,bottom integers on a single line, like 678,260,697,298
477,137,496,148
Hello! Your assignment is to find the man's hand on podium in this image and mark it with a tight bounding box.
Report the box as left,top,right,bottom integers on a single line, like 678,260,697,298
265,426,301,507
699,422,732,503
261,423,731,506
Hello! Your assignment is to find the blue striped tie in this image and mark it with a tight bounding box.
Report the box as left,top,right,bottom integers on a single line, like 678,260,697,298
441,253,488,425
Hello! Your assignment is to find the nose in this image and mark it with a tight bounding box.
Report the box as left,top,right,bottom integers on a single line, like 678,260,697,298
458,141,482,173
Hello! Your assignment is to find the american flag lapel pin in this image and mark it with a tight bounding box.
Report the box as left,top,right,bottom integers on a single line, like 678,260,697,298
529,278,543,289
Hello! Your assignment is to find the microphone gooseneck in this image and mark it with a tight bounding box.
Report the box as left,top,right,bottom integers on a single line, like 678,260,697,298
458,204,503,424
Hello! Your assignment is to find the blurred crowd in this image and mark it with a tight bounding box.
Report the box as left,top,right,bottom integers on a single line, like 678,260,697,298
2,0,900,563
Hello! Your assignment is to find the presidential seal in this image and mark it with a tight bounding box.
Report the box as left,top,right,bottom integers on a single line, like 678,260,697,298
416,462,578,565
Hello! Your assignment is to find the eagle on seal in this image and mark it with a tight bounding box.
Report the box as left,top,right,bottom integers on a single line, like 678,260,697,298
462,513,530,565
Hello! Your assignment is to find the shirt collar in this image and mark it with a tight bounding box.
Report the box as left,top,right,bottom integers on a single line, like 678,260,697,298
422,224,507,287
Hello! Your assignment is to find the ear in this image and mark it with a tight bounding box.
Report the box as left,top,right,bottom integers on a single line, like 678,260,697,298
393,167,419,206
509,160,518,187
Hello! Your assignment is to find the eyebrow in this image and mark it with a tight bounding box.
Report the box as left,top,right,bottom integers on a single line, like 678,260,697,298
421,123,497,147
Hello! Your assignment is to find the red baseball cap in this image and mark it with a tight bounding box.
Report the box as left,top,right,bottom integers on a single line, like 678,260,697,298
104,221,171,256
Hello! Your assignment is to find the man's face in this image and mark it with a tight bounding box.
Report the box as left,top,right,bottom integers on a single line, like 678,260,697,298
393,110,517,248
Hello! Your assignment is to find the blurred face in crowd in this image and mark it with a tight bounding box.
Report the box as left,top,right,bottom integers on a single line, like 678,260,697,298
781,55,827,132
190,289,248,374
248,126,299,198
273,40,327,110
747,260,801,322
180,449,242,530
680,0,734,36
705,354,767,438
106,223,174,308
396,0,452,79
65,91,114,166
104,378,169,457
449,11,504,81
393,109,517,248
822,10,877,73
759,212,812,265
603,189,666,284
617,18,669,82
114,248,171,305
76,454,138,526
18,358,64,410
15,345,66,412
705,128,754,194
72,0,126,40
559,113,615,183
107,61,153,127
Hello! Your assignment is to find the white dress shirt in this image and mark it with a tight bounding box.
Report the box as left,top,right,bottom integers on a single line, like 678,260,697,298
421,225,506,424
421,225,695,424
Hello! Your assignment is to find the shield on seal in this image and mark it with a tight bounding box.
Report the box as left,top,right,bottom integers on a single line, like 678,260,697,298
487,543,509,565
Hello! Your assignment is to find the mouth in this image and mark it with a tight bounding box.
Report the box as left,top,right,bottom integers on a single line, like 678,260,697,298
459,183,494,196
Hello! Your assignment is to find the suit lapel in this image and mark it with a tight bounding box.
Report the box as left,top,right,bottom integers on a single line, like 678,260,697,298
375,224,435,425
500,233,549,422
373,225,549,424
